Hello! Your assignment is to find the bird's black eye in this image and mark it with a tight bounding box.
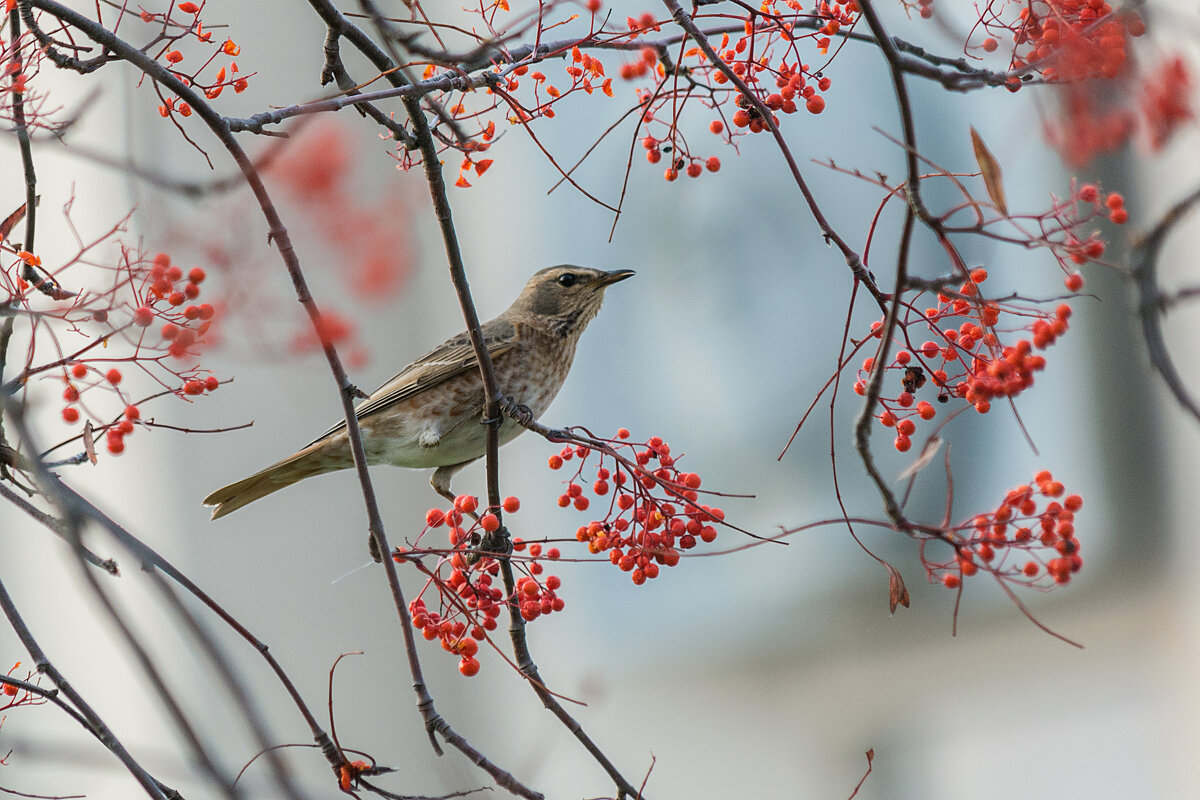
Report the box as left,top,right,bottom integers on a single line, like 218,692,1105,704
557,273,577,287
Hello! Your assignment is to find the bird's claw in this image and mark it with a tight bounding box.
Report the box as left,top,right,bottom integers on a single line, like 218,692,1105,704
465,526,512,565
499,397,535,427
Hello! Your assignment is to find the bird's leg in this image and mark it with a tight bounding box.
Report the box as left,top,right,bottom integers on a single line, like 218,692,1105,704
431,464,465,506
431,463,481,528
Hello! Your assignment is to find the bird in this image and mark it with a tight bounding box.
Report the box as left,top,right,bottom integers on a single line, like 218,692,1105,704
203,265,634,521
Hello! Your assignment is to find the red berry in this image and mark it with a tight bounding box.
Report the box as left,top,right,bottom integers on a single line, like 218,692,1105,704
188,267,206,284
106,368,122,385
502,496,520,513
62,407,80,423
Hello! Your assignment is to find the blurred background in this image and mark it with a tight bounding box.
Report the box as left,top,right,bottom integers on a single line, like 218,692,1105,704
2,1,1197,798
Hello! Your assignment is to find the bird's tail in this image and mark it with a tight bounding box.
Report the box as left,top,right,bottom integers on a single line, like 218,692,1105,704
203,445,345,520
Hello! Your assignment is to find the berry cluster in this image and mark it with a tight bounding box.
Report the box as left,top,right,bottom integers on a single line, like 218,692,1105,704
1045,52,1191,166
927,471,1083,589
853,182,1127,451
1006,1,1144,84
24,246,223,457
418,1,858,187
617,3,848,183
856,267,1074,451
549,430,724,585
402,494,562,677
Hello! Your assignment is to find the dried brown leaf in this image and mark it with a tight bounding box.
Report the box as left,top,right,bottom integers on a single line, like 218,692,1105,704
885,563,910,614
970,127,1007,215
83,421,97,465
0,202,29,243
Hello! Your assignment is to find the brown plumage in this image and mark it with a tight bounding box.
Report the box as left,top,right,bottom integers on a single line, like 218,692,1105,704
203,266,633,520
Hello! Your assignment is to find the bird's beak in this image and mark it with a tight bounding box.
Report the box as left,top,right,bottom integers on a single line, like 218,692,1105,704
599,269,636,286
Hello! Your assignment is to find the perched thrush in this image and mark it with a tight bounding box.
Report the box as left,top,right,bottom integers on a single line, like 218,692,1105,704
203,266,633,519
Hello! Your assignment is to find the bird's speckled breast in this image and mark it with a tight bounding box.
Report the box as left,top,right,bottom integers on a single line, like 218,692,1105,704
359,325,579,469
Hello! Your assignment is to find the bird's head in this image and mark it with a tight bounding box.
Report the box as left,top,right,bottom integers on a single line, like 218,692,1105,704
512,265,635,334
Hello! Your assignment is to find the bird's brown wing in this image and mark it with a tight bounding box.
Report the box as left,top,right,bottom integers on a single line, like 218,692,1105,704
306,320,518,446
